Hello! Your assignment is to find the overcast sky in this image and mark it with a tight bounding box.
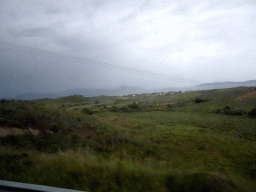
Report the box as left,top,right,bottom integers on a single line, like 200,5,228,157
1,0,256,97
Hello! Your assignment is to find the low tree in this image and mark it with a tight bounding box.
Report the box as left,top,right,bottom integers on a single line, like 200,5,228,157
248,107,256,118
223,106,231,115
128,102,139,110
81,108,93,115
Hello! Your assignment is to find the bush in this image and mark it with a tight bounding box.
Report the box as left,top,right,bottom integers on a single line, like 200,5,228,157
212,109,221,114
0,117,7,125
195,98,204,103
167,104,172,108
120,103,141,112
49,123,61,133
248,107,256,118
110,106,119,112
224,106,231,115
81,108,93,115
120,105,129,112
230,109,245,116
128,102,139,110
223,106,245,116
0,135,21,146
34,136,62,152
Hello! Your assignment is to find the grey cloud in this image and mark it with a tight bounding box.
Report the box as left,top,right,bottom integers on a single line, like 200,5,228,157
89,0,109,8
139,0,152,10
45,7,62,15
119,12,137,23
8,27,53,37
119,0,153,23
0,0,256,98
171,4,191,15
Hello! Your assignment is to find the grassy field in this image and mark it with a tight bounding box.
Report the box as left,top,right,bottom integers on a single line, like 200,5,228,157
0,86,256,191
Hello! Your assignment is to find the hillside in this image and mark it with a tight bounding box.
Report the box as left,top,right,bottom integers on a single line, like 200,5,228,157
12,86,145,100
9,79,256,100
0,86,256,191
195,80,256,90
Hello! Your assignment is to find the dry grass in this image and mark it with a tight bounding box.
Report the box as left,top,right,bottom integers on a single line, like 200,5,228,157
0,127,39,137
235,90,256,100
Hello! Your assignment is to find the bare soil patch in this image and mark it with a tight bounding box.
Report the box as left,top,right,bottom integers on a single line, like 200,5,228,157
235,90,256,100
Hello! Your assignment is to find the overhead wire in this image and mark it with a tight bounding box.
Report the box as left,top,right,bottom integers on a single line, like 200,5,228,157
0,41,201,84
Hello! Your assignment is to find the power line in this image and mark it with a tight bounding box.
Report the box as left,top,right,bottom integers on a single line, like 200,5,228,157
0,41,201,84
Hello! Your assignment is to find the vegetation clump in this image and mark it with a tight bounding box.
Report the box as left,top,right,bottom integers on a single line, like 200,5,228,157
49,123,61,133
212,109,221,114
224,106,231,115
0,98,9,104
195,98,205,103
248,107,256,118
128,102,139,110
110,105,119,112
223,106,246,115
81,107,93,115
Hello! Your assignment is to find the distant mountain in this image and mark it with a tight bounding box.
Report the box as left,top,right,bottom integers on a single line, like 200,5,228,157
9,80,256,100
194,80,256,90
13,86,145,100
13,92,59,100
61,86,144,97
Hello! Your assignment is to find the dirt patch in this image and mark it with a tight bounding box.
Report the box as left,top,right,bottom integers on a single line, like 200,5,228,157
0,127,39,137
235,90,256,100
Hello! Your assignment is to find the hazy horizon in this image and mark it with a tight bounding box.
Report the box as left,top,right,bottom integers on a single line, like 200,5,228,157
1,0,256,98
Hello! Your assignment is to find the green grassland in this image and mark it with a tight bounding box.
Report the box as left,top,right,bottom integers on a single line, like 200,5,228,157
0,86,256,191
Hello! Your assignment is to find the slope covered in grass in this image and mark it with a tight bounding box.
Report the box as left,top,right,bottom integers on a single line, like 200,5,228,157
0,87,256,191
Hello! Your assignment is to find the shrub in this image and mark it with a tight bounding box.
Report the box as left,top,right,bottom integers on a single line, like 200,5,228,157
0,117,7,125
7,120,22,127
223,106,245,116
49,123,61,133
230,109,245,116
23,116,37,127
81,108,93,115
248,107,256,118
0,135,21,146
0,98,8,104
34,136,62,152
224,106,230,110
69,133,81,146
128,102,139,110
224,106,231,115
120,105,129,112
110,106,119,112
212,109,221,114
195,98,204,103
